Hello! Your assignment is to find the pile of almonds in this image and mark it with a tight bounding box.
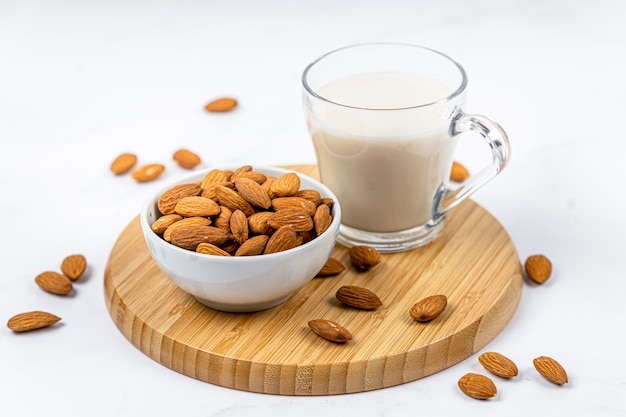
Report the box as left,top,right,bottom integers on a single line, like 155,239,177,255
7,254,87,333
151,165,334,256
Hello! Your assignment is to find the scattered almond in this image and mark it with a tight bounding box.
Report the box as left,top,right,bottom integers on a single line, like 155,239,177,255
132,163,165,182
335,285,382,310
110,153,137,175
315,257,345,277
349,245,381,270
533,356,568,385
35,271,72,295
173,148,201,169
7,311,61,332
450,161,470,182
60,254,87,281
525,254,552,284
205,97,238,112
457,373,497,400
409,294,447,322
478,352,519,378
308,319,352,343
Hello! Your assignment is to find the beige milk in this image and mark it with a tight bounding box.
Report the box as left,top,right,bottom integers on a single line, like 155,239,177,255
308,74,458,232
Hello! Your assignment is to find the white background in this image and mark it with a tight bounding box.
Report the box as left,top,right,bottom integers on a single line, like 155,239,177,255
1,0,625,416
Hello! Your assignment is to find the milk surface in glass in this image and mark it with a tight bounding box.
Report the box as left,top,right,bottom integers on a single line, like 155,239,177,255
309,73,458,232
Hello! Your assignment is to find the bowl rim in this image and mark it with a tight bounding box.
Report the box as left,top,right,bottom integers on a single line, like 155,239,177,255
140,164,342,263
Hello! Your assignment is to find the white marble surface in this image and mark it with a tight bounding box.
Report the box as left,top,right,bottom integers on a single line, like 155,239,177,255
1,0,625,416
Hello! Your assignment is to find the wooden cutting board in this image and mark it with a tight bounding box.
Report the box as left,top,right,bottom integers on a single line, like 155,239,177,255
104,164,522,396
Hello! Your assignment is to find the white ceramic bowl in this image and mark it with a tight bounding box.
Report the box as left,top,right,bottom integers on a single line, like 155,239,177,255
140,166,341,313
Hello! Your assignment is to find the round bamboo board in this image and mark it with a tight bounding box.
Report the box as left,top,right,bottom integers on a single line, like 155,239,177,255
104,164,522,396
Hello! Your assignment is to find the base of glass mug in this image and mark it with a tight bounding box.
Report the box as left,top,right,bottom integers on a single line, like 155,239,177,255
336,218,445,253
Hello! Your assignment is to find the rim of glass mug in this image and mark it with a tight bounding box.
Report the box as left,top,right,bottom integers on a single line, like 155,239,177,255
302,42,468,111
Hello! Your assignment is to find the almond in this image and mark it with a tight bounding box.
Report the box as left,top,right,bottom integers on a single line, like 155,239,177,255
268,208,313,232
533,356,568,385
215,186,256,217
35,271,72,295
335,285,382,310
132,163,165,182
169,225,230,250
151,213,183,234
457,373,497,400
60,254,87,281
235,235,269,256
200,169,231,189
174,196,221,217
196,243,231,256
409,294,447,322
264,226,298,254
248,211,275,235
315,257,345,277
348,245,381,270
525,254,552,284
229,209,249,244
294,189,322,205
271,197,317,216
163,216,212,241
261,176,277,198
213,206,233,231
308,319,352,343
313,204,332,236
270,172,300,197
110,153,137,175
173,148,201,169
229,165,252,181
201,181,234,200
7,311,61,332
450,161,470,182
478,352,519,378
234,177,272,209
158,183,203,214
205,97,237,112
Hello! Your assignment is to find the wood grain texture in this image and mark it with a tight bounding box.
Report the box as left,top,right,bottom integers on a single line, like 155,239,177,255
103,164,522,395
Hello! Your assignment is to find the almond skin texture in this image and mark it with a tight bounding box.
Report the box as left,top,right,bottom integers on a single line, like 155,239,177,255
215,185,256,217
151,214,183,234
308,319,353,343
169,225,230,250
196,243,231,256
268,208,314,232
235,235,270,256
173,148,201,169
313,204,332,236
349,245,382,270
163,216,212,242
35,271,72,295
132,163,165,182
458,373,497,400
525,254,552,284
110,153,137,174
61,254,87,281
533,356,568,385
174,196,221,217
234,177,272,209
205,97,237,112
229,209,249,244
335,285,382,310
264,226,298,254
270,172,300,197
409,294,447,322
158,183,202,214
7,311,61,332
315,257,345,277
450,161,470,182
478,352,519,378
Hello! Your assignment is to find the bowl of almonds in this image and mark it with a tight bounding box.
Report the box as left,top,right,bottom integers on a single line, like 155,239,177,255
140,165,341,313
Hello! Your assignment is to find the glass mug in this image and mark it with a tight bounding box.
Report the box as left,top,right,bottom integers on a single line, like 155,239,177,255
302,43,510,252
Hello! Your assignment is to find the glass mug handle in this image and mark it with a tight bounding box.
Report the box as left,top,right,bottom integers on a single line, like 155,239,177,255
433,112,511,220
